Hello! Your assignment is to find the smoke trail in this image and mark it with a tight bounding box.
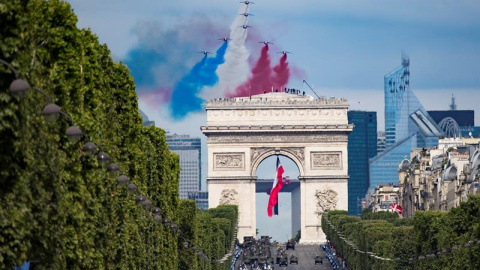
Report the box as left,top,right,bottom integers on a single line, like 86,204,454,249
123,14,225,103
138,88,172,108
169,41,228,119
199,4,251,100
271,53,290,90
229,44,273,97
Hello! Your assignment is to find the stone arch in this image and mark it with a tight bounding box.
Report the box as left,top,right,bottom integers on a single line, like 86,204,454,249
250,148,305,177
202,92,353,243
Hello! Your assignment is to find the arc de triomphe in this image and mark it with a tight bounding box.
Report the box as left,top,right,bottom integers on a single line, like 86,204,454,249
201,92,353,243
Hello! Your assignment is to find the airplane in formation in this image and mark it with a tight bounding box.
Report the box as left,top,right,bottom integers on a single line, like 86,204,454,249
240,1,254,5
198,51,212,56
218,37,231,42
278,51,291,55
239,12,254,17
239,25,252,29
259,41,273,45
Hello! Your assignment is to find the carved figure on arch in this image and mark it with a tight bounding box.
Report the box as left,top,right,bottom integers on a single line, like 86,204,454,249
219,189,239,205
314,188,338,218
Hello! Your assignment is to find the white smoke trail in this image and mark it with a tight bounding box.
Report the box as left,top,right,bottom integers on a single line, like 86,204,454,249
199,4,251,100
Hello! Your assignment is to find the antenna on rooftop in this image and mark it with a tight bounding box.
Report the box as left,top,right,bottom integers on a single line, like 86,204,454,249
449,94,457,111
302,80,320,99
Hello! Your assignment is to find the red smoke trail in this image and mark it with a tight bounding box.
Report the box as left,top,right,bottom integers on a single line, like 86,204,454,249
228,45,272,97
139,87,172,108
271,53,290,90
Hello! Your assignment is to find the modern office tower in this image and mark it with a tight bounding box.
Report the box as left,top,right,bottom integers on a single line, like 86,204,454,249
348,111,377,216
139,110,155,126
370,56,442,189
166,134,202,199
377,131,386,154
427,95,476,138
188,191,209,210
428,110,474,127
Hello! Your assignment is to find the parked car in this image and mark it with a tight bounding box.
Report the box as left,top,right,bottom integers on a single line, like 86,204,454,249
314,255,323,265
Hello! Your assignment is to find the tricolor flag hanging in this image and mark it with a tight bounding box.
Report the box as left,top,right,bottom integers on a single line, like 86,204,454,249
267,156,285,217
390,202,403,216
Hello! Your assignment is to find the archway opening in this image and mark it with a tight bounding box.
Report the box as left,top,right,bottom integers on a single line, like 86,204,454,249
255,155,301,243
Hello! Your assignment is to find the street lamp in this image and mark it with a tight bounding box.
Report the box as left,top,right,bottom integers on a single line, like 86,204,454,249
9,79,30,97
135,195,147,205
82,142,97,154
97,151,111,165
41,103,85,142
117,175,130,185
127,184,137,193
66,126,84,143
141,199,152,208
42,103,61,122
107,163,120,174
153,214,162,223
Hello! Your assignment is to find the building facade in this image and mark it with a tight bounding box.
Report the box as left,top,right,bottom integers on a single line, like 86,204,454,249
202,92,353,243
368,184,400,213
428,109,478,138
347,111,377,216
398,138,480,217
369,56,442,189
428,110,474,127
166,134,202,199
377,131,386,154
188,191,209,210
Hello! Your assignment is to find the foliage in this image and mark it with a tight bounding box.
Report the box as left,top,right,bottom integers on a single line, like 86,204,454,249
0,1,239,269
293,230,301,243
323,195,480,269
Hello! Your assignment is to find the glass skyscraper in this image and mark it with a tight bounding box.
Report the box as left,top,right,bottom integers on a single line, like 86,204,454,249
370,56,442,189
188,191,209,210
166,134,202,199
348,111,377,216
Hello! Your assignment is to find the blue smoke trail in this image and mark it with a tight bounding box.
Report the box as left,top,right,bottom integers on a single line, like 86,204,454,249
169,41,228,119
124,48,166,88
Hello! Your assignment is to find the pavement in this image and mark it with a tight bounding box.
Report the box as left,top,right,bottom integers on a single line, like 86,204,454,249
236,244,334,270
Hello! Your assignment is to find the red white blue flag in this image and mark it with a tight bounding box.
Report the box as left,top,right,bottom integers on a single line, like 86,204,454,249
390,202,403,216
267,156,285,217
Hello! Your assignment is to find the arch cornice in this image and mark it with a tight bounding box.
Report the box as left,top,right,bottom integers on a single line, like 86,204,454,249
250,147,305,177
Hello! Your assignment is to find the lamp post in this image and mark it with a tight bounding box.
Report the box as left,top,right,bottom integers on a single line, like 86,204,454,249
2,58,212,267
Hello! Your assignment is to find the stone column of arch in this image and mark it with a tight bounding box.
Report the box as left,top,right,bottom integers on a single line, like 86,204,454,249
202,92,353,243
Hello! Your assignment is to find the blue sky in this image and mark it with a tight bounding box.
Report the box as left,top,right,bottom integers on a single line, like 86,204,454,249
68,0,480,130
67,0,480,241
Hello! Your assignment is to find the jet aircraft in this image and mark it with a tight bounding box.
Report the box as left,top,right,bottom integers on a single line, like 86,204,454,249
278,51,291,55
239,25,252,29
198,51,212,56
259,41,273,45
240,1,254,5
239,13,254,17
218,37,231,42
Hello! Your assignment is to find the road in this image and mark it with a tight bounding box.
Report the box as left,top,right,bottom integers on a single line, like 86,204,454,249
279,245,333,270
236,244,334,270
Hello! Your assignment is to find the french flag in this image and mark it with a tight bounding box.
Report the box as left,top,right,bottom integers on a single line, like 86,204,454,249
267,156,285,217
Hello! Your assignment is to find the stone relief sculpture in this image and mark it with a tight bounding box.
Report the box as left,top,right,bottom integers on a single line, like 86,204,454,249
219,189,239,205
311,152,342,169
214,153,244,170
314,188,338,217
